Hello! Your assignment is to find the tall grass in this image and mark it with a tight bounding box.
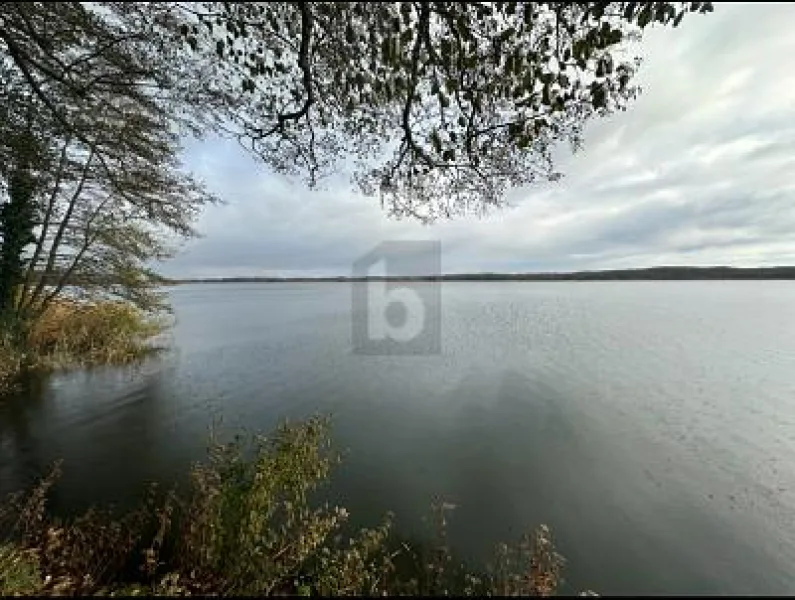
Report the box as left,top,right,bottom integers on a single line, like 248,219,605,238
0,299,165,394
0,417,592,596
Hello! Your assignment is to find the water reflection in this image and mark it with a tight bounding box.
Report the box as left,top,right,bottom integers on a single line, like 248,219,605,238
324,366,793,595
3,282,795,595
0,362,192,514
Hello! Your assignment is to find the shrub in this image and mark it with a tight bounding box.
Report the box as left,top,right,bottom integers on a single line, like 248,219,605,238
0,417,583,596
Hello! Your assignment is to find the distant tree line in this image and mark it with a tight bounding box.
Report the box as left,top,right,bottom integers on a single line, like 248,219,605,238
166,266,795,284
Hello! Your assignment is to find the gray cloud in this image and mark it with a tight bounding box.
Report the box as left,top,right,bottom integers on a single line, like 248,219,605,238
161,3,795,278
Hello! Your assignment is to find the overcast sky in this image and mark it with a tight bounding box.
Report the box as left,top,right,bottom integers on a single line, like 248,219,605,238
161,3,795,278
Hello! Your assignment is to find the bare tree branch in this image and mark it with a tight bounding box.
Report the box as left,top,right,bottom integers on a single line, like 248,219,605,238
27,147,95,310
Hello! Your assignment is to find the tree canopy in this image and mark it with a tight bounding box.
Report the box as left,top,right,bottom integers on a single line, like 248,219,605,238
0,2,714,324
2,2,715,222
175,1,714,220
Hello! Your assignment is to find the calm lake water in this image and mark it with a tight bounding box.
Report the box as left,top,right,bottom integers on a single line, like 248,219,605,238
3,281,795,594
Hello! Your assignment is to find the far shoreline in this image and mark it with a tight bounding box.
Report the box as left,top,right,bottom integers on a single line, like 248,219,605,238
162,266,795,284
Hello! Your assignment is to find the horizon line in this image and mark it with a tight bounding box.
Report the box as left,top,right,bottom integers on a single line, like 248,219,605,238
162,265,795,283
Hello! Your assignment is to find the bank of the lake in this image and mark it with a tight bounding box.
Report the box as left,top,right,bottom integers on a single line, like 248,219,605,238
2,281,795,595
0,299,163,395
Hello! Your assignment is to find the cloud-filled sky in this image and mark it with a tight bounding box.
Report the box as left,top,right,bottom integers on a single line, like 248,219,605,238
161,3,795,278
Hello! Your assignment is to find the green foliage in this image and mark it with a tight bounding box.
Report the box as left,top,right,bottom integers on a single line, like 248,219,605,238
0,417,588,596
0,544,42,595
0,128,40,318
177,416,353,595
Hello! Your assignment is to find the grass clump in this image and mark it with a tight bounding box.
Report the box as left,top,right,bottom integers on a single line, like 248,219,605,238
0,416,588,596
0,298,165,394
27,299,165,368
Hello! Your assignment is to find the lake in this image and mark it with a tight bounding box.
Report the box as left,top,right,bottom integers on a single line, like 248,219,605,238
2,281,795,595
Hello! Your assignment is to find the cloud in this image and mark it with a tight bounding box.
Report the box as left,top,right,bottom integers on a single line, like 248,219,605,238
161,3,795,278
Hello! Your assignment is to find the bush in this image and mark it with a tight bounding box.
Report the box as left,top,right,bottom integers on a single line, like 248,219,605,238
0,417,586,596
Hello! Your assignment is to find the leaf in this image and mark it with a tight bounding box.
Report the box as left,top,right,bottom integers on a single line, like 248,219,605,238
591,4,605,19
523,3,535,24
591,82,607,108
637,5,653,28
400,2,412,22
380,37,390,62
430,130,442,153
542,82,550,105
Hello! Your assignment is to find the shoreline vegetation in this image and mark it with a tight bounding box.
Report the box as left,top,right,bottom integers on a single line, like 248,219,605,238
0,417,587,597
0,298,165,395
164,266,795,284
